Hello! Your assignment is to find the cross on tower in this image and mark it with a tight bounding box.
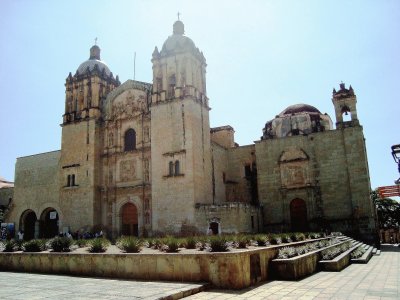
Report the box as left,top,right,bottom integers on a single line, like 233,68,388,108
94,37,98,45
177,12,181,20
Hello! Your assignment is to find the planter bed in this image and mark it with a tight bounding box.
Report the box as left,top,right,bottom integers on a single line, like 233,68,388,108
270,238,351,280
351,245,373,264
0,236,335,290
318,241,361,272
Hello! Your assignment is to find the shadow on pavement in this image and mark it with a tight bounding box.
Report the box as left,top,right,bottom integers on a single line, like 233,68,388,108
380,243,400,252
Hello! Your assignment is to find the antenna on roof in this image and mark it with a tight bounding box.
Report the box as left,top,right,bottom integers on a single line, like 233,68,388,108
134,52,136,80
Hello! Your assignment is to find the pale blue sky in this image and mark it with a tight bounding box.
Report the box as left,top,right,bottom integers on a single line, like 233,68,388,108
0,0,399,192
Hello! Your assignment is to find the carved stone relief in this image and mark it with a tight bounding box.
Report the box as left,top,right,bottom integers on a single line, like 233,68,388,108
120,159,136,182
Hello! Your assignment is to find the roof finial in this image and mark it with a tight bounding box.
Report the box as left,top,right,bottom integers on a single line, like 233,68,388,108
95,37,98,45
177,12,181,21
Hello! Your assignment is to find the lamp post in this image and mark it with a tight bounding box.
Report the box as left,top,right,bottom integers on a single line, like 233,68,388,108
391,144,400,184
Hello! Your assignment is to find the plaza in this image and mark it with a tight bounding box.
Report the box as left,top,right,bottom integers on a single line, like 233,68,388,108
0,244,398,299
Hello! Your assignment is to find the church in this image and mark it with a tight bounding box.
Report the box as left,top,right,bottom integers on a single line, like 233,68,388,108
6,20,377,243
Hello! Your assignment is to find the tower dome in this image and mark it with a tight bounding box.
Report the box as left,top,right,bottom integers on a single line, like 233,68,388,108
160,20,197,56
76,44,112,76
262,103,333,139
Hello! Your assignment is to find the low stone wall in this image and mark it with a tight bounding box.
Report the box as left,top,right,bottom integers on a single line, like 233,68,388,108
270,239,351,280
0,249,277,289
0,238,335,289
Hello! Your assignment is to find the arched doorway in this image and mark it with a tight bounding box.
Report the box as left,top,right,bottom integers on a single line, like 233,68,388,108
40,208,59,238
121,203,138,236
20,210,37,240
209,222,219,235
290,198,308,232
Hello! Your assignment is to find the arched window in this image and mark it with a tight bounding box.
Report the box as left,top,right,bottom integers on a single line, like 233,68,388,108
169,161,174,176
124,129,136,151
174,160,180,175
67,175,71,187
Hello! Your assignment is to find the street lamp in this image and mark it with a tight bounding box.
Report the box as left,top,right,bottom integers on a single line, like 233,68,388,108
391,144,400,184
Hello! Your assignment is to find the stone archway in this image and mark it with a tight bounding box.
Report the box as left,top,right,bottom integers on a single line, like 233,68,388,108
39,208,59,238
290,198,308,232
20,210,37,240
120,202,138,236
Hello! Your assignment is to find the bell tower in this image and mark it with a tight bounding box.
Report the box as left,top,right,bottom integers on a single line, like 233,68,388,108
332,82,359,128
60,44,120,231
150,20,212,233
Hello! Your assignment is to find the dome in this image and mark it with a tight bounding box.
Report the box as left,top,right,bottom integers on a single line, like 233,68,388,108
160,20,197,56
262,103,333,139
279,104,321,116
76,45,111,76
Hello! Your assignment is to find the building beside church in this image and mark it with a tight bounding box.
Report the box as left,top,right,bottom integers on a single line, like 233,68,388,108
6,20,377,243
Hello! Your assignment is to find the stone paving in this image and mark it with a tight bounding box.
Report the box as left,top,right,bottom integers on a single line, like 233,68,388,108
0,272,206,300
186,244,400,300
0,244,398,299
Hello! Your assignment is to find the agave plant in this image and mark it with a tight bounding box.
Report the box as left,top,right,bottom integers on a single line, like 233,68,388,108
207,236,229,252
88,238,110,253
351,246,366,259
160,236,180,253
23,239,48,252
50,237,72,252
116,236,143,253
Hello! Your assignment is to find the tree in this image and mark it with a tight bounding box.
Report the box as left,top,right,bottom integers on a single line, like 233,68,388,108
372,189,400,229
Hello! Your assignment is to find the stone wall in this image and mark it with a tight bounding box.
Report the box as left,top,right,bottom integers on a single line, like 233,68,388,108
226,145,256,203
211,142,228,204
0,187,13,207
7,151,60,229
255,125,376,241
195,202,260,234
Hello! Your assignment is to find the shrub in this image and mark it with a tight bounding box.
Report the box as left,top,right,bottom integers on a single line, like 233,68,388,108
116,236,142,253
268,234,282,245
50,237,72,252
351,246,366,259
281,234,292,243
182,236,197,249
290,232,306,242
277,246,296,259
147,238,162,249
74,239,88,248
2,239,17,252
23,239,47,252
88,238,110,253
160,237,180,253
196,237,207,251
321,241,351,260
254,235,267,246
208,236,229,252
234,235,250,249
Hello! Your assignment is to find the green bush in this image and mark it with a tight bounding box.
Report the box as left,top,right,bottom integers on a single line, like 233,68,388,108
351,246,366,259
23,239,47,252
254,235,267,246
116,236,142,253
88,238,110,253
2,239,17,252
50,237,72,252
160,237,180,253
208,236,229,252
268,234,282,245
281,234,292,243
74,239,88,248
290,232,306,242
182,236,197,249
235,235,251,249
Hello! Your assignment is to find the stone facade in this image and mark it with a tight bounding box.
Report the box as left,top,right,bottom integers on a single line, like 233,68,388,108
7,21,377,243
